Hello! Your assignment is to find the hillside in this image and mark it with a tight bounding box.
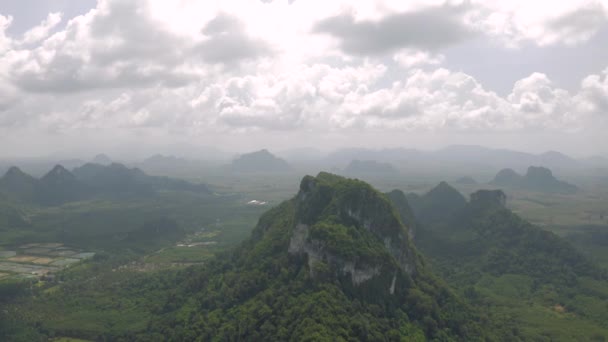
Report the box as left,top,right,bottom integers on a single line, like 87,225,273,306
406,181,467,225
0,167,39,202
140,172,486,340
0,163,211,206
389,184,608,340
37,165,89,205
230,149,292,173
492,166,578,194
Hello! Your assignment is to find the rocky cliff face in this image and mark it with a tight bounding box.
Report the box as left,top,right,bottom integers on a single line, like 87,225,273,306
287,173,418,293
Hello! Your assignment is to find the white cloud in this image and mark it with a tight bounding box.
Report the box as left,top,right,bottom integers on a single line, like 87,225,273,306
393,49,445,69
0,14,13,54
577,68,608,116
19,12,62,46
0,0,607,155
473,0,608,47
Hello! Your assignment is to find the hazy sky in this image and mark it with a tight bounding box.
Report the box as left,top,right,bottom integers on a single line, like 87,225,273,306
0,0,607,158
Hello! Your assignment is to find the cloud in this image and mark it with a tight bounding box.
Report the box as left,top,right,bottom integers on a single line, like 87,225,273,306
196,13,272,65
476,0,608,47
393,49,445,68
0,0,607,156
0,14,13,53
547,3,608,46
313,3,475,55
5,0,199,93
577,68,608,116
19,12,62,45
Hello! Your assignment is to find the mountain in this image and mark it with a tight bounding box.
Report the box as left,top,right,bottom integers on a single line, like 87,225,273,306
327,145,584,171
492,166,578,194
56,158,85,170
385,189,417,239
37,165,88,205
406,181,467,225
492,168,522,185
73,163,211,195
230,149,292,173
92,154,112,165
0,166,40,202
73,163,151,195
390,185,608,340
434,145,581,170
145,172,486,340
343,159,399,176
1,163,212,206
406,185,600,283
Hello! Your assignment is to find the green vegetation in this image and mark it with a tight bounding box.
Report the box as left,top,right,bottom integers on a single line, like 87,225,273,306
393,183,608,341
1,166,607,341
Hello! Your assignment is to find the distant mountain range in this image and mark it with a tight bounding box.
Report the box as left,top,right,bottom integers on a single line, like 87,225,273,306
327,145,605,171
342,159,399,176
0,163,211,206
229,149,292,173
492,166,578,194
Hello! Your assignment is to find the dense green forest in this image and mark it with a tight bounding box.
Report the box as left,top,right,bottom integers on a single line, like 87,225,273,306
394,184,608,341
1,170,607,341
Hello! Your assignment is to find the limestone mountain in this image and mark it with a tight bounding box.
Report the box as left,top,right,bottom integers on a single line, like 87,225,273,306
393,186,608,340
145,172,486,340
406,181,467,225
1,163,211,206
72,163,211,195
385,189,417,239
492,168,522,185
37,165,89,205
0,166,40,202
492,166,577,194
230,149,292,173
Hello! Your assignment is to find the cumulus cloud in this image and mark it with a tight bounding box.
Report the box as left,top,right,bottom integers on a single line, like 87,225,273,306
313,3,475,55
19,12,62,45
0,14,12,53
577,68,608,116
0,0,607,155
196,13,272,65
475,0,608,47
393,49,445,68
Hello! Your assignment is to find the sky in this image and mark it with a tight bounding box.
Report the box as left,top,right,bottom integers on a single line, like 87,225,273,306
0,0,607,159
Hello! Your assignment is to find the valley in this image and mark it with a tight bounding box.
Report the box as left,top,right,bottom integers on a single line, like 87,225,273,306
0,152,607,341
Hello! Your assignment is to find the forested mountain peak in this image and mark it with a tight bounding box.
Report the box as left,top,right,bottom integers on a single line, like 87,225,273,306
152,172,484,340
384,189,417,239
3,166,31,179
291,172,419,280
407,181,467,225
40,165,76,183
0,166,39,201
